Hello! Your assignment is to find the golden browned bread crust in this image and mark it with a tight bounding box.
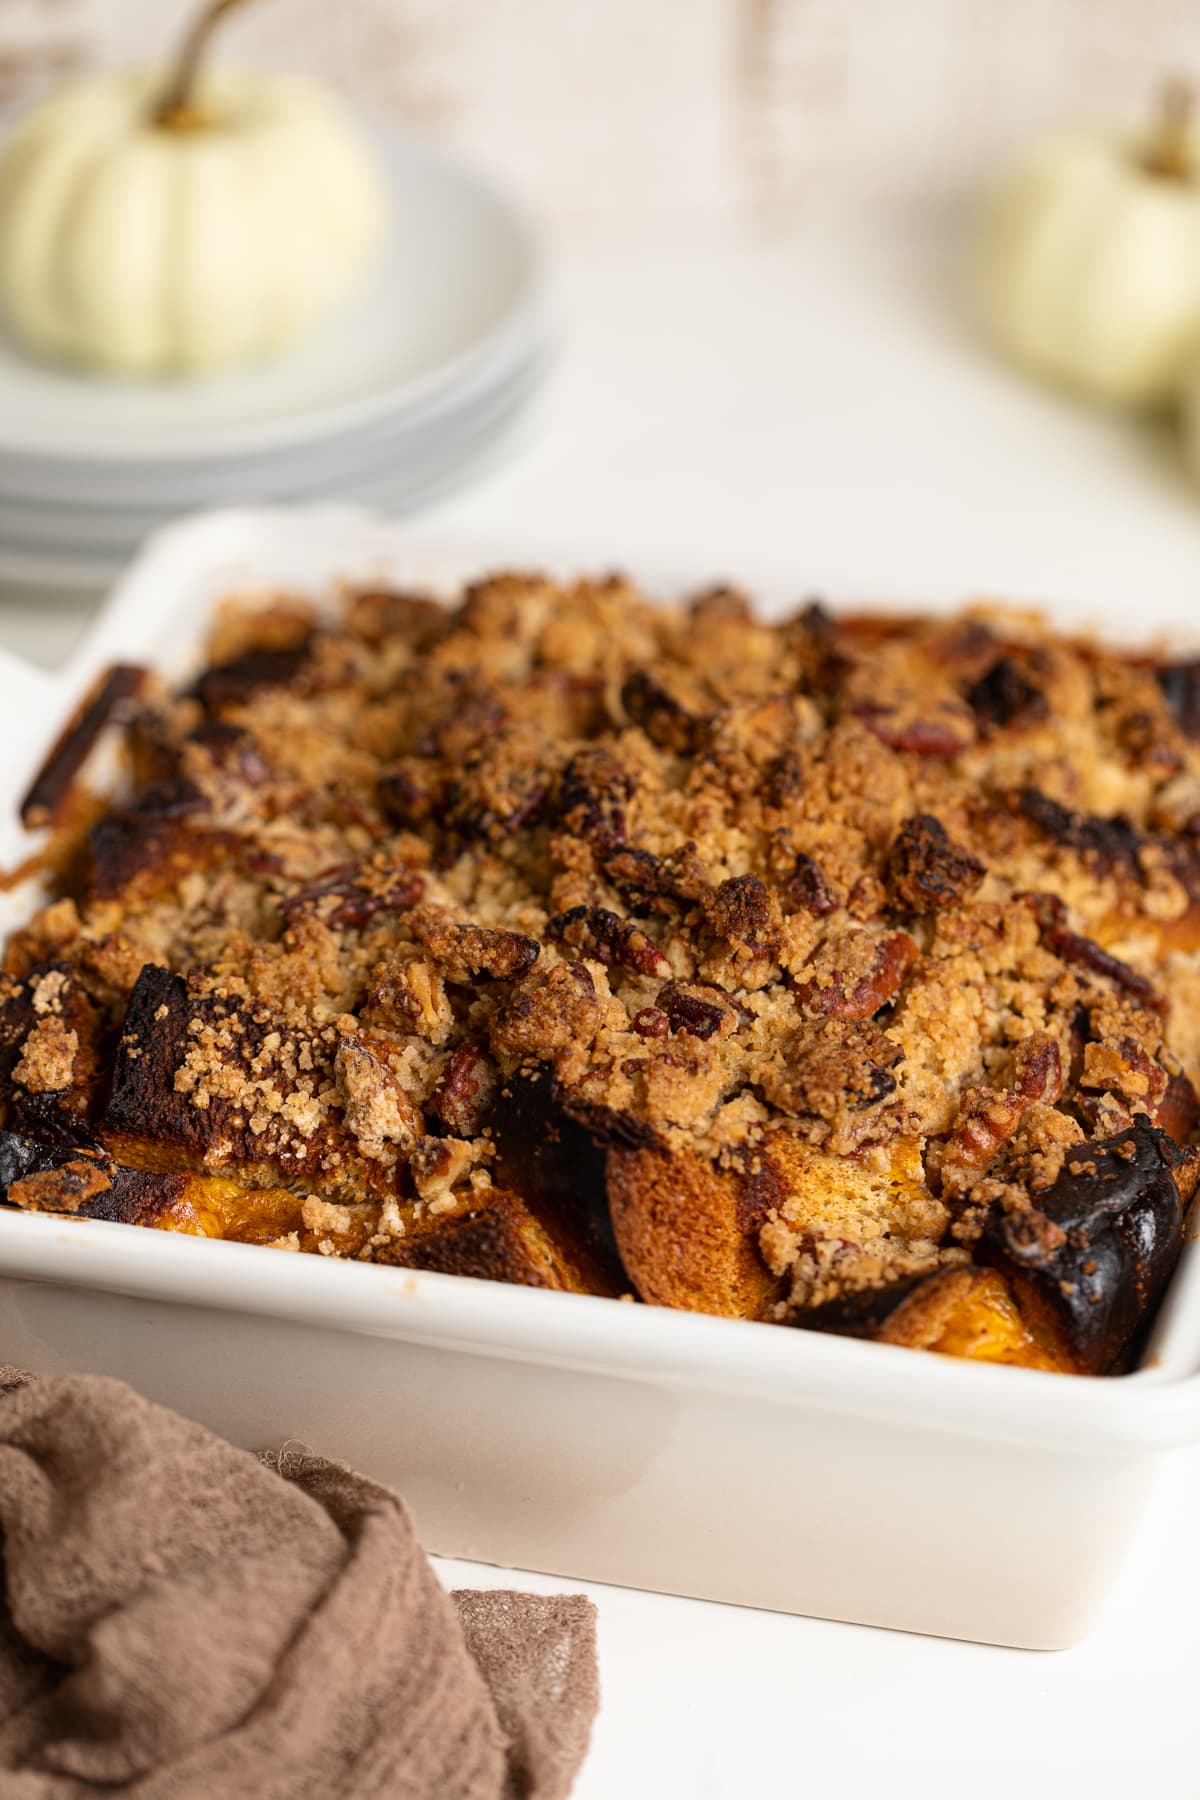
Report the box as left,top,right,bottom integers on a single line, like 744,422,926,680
4,572,1200,1372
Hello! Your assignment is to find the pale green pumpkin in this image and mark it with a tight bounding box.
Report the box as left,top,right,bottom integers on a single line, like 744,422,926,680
0,37,385,378
979,87,1200,410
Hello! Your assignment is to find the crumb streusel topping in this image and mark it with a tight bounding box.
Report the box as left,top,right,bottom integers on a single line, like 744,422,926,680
3,572,1199,1371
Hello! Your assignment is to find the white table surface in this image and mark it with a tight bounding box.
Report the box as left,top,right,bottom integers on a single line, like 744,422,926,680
3,207,1200,1797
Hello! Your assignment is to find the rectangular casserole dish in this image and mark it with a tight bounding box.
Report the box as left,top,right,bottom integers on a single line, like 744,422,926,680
2,504,1200,1650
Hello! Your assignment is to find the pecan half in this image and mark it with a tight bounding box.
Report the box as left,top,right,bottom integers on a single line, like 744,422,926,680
796,929,918,1019
656,980,738,1040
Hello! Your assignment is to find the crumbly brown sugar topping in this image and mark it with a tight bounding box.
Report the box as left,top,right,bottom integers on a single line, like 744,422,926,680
3,572,1200,1371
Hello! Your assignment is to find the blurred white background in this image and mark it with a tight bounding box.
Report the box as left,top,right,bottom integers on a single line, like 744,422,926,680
3,0,1200,229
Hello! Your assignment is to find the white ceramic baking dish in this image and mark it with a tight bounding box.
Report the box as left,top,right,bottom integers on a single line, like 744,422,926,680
2,505,1199,1651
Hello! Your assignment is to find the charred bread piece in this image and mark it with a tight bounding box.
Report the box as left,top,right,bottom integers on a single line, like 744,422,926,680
3,572,1200,1375
100,964,402,1205
977,1120,1194,1375
380,1187,601,1292
791,1266,1068,1371
20,663,147,829
0,1128,316,1245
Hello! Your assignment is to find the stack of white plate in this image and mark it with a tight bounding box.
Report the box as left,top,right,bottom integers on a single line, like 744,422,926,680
0,128,552,590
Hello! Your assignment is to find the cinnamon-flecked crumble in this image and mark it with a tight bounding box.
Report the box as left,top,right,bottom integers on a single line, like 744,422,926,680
3,574,1199,1374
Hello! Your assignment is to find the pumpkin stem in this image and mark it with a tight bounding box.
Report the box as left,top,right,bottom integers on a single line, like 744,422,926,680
1144,77,1194,180
153,0,256,130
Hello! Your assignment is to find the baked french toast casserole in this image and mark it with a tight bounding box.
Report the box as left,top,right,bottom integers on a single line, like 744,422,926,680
3,571,1199,1375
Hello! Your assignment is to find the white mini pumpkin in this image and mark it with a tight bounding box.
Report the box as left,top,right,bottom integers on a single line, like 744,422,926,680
0,60,386,377
979,88,1200,409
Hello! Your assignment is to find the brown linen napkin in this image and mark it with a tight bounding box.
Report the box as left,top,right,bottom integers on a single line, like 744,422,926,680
0,1367,597,1799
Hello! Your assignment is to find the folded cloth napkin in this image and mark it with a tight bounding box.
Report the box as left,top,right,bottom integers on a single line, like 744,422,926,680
0,1368,597,1799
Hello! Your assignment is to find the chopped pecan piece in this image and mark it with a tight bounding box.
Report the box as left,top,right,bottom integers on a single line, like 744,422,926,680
185,721,272,785
335,1036,421,1163
491,962,607,1074
280,865,425,931
364,959,453,1040
966,656,1045,731
546,905,671,978
656,980,738,1040
193,640,313,712
885,813,985,914
409,1134,477,1207
853,703,974,757
440,746,547,842
603,842,711,915
764,750,806,808
377,762,438,827
556,747,634,852
344,587,448,647
632,1006,670,1039
1021,894,1165,1010
1016,788,1142,878
429,1043,499,1137
620,669,707,754
796,929,918,1019
940,1033,1064,1201
763,1017,903,1119
701,875,779,951
781,852,838,916
407,908,540,983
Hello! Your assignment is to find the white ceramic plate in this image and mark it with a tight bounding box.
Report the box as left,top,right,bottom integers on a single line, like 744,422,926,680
0,125,549,471
0,346,551,556
0,371,546,588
